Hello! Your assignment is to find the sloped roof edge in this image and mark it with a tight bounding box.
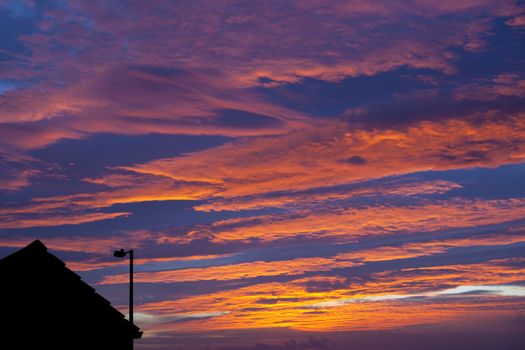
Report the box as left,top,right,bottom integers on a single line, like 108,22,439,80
0,239,142,339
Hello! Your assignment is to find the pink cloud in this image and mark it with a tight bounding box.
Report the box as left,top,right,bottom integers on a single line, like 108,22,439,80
455,73,525,101
0,211,129,229
506,15,525,27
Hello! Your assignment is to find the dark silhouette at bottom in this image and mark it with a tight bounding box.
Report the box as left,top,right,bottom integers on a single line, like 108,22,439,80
0,240,142,349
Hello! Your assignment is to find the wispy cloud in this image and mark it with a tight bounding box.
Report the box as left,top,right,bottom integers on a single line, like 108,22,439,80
0,210,129,229
305,284,525,308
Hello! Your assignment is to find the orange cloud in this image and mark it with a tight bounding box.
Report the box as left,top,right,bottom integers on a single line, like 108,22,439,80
361,258,525,297
134,258,525,333
2,114,523,233
35,176,220,208
339,233,525,263
200,198,525,243
100,230,525,285
194,180,462,212
99,256,360,285
123,115,525,203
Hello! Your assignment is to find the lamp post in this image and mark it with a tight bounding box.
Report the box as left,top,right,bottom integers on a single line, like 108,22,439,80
113,248,134,345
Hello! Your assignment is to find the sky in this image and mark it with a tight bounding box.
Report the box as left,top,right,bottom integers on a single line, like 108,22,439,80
0,0,525,349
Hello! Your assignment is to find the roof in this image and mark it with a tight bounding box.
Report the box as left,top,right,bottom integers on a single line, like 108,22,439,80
0,240,142,340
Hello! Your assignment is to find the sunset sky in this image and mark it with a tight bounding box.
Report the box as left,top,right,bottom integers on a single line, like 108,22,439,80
1,1,525,349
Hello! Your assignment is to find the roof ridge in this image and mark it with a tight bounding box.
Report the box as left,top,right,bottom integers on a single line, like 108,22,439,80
25,239,48,252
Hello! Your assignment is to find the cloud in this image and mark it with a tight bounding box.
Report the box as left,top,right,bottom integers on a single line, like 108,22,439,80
133,311,230,325
0,173,219,229
122,115,525,207
193,180,462,212
199,198,525,243
0,230,154,255
305,284,525,308
0,165,40,192
0,2,524,346
0,0,522,156
0,65,307,154
66,252,235,272
99,230,525,285
336,233,525,263
454,73,525,101
134,258,525,333
0,210,129,229
506,15,525,27
7,0,519,86
99,256,359,284
13,110,523,227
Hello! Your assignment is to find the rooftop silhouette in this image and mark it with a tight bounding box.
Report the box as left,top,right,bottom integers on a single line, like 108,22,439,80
0,240,142,349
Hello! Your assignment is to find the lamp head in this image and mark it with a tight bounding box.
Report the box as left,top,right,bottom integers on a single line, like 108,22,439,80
113,249,126,258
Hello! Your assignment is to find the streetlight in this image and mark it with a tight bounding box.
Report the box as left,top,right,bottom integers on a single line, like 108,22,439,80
113,248,135,344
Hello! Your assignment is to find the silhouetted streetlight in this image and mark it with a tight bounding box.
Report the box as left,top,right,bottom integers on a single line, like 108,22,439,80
113,248,134,348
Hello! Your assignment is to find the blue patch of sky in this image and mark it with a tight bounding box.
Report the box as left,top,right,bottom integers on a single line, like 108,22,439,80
0,133,235,204
1,0,103,76
0,246,20,258
108,200,278,231
0,7,37,60
0,199,279,237
5,0,38,18
0,173,106,203
0,80,20,94
215,109,285,129
254,67,441,118
413,163,525,200
254,18,524,121
30,133,232,179
0,133,234,215
454,18,525,79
